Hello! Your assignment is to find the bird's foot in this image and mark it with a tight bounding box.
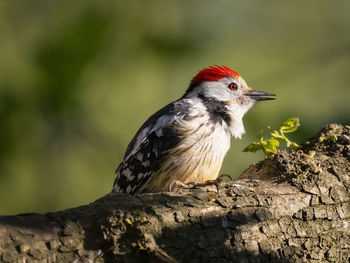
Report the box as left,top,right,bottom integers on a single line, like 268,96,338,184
215,173,233,183
168,180,201,192
168,180,218,201
168,174,233,192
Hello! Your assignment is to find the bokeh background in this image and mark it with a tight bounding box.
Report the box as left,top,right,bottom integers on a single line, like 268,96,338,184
0,1,349,215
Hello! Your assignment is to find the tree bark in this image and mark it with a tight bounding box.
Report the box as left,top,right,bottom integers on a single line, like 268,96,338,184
0,124,349,263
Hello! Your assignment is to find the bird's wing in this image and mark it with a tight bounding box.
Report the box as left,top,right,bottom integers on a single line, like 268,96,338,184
113,99,190,194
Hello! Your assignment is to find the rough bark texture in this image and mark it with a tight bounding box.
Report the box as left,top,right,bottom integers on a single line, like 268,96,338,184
0,124,349,263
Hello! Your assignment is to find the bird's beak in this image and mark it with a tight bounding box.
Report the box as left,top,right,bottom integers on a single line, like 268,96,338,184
244,90,276,101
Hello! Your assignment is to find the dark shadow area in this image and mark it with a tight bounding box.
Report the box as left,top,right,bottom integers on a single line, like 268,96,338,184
0,213,58,234
155,214,289,263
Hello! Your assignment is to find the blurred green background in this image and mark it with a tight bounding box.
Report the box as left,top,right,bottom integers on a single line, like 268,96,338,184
0,1,349,215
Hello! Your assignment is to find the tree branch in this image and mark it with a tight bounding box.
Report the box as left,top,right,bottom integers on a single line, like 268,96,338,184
0,124,349,263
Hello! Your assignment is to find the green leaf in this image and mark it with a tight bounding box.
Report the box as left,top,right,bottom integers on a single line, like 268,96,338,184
289,142,300,148
285,138,292,147
279,117,300,134
265,138,280,153
271,130,283,139
243,142,263,152
243,117,300,159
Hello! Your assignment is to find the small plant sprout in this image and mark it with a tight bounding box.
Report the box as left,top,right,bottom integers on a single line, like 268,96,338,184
243,117,300,158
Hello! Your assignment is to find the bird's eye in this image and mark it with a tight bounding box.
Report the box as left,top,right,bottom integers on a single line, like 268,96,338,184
229,83,238,91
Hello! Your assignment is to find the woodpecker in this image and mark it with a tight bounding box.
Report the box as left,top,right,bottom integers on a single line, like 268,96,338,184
112,66,275,194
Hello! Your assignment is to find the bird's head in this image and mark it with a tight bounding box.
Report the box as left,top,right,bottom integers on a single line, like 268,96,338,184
185,65,275,107
183,65,276,137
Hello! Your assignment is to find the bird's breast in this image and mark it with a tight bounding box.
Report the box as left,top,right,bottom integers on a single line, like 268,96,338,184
136,113,232,193
163,120,231,183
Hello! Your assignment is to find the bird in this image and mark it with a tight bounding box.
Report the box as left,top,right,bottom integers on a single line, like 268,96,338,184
112,65,275,194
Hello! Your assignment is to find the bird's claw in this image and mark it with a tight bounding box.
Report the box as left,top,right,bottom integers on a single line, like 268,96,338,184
168,179,220,193
168,174,233,193
168,180,198,192
216,173,233,183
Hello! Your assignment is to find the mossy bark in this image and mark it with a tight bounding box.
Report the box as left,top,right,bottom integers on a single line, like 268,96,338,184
0,124,349,263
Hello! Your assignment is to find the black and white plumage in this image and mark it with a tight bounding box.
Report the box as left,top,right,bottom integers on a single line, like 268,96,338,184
113,66,275,194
